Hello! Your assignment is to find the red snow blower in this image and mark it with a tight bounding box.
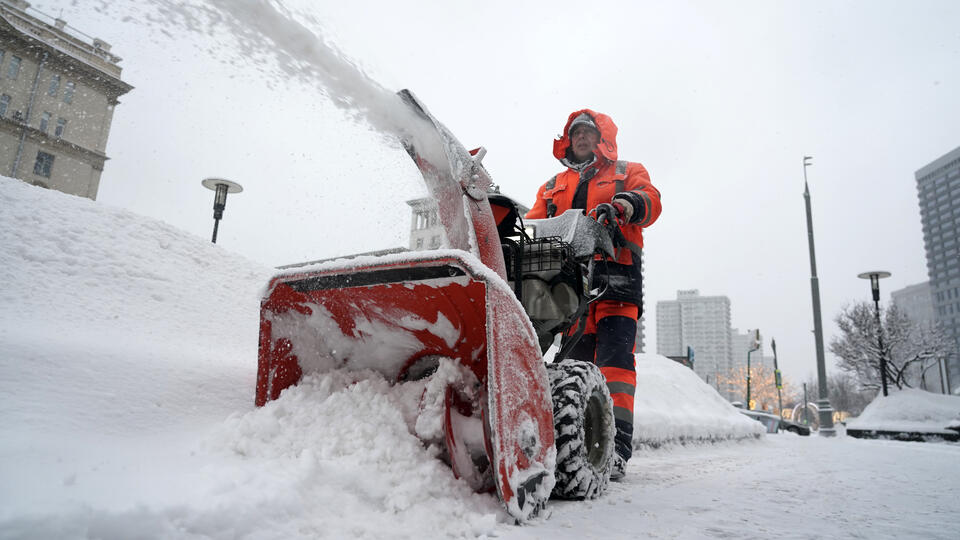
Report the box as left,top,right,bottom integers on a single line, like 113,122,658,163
256,90,620,521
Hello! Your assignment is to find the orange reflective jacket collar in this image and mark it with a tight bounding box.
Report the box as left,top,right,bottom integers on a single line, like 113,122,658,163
553,109,619,163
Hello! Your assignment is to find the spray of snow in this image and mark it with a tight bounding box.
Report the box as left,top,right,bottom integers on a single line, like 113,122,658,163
101,0,446,163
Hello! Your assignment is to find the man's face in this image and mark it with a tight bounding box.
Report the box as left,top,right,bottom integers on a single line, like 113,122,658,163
570,125,600,161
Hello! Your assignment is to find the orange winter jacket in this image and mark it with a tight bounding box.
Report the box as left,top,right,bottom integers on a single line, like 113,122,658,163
526,109,662,267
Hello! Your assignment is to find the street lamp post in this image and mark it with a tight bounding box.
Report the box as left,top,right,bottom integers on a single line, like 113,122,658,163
772,338,784,417
746,329,760,410
920,358,946,394
802,382,809,425
857,271,892,396
802,156,836,436
201,178,243,244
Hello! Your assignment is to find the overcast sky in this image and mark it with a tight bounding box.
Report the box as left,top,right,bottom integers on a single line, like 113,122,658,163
28,0,960,386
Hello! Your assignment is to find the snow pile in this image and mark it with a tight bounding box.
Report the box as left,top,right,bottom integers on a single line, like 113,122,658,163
0,176,268,351
208,370,499,538
0,176,272,436
846,388,960,435
633,353,764,446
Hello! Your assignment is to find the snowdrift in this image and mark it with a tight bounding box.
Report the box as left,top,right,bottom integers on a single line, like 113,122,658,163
633,353,764,446
846,388,960,436
0,177,759,537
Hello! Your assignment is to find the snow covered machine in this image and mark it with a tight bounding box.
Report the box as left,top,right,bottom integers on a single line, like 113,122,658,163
256,91,618,521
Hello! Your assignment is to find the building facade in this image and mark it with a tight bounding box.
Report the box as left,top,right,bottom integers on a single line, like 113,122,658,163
406,197,448,251
915,145,960,392
657,289,733,398
0,0,132,200
891,281,937,331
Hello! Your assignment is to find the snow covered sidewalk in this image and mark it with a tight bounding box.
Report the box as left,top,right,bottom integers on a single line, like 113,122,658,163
503,433,960,539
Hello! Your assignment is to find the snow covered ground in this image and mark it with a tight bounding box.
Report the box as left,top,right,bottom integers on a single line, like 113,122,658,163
510,433,960,540
2,177,960,539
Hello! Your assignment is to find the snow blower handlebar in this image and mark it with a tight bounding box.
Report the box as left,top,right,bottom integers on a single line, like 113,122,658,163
590,203,628,251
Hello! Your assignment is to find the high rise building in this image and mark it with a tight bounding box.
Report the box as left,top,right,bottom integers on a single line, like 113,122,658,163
0,0,132,200
656,290,733,398
915,145,960,392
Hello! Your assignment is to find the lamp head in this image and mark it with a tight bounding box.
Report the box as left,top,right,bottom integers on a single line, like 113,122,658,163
857,271,891,302
214,183,229,206
201,178,243,219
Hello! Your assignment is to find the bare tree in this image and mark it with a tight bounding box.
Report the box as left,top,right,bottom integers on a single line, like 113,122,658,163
829,302,955,392
805,373,874,417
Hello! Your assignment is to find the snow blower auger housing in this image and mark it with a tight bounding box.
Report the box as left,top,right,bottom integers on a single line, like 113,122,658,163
256,90,556,522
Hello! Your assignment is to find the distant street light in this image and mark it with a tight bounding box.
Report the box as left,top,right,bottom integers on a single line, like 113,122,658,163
802,156,836,436
746,329,760,410
857,270,892,396
772,338,783,418
201,178,243,244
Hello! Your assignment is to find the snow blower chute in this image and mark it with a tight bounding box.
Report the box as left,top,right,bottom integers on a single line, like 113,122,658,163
257,90,621,521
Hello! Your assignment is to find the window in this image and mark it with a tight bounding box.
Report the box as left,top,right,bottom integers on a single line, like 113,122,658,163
415,238,423,249
47,74,61,96
63,81,75,104
39,111,51,133
33,151,55,178
0,94,9,118
55,117,66,137
416,210,433,230
8,56,21,79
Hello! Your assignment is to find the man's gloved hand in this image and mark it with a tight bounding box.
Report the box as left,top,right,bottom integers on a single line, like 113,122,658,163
611,195,635,225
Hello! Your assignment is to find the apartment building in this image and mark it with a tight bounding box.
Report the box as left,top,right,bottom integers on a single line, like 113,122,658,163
657,289,734,398
0,0,132,199
915,145,960,391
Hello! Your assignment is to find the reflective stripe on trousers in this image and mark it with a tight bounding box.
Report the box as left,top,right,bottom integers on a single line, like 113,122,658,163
565,300,637,462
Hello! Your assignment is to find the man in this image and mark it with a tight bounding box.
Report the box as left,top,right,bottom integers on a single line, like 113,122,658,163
526,110,661,479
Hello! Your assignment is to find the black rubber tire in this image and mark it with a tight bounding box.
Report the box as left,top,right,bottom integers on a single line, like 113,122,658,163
546,359,616,499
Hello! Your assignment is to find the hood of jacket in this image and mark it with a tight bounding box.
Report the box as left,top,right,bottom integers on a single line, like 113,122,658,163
552,109,619,164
